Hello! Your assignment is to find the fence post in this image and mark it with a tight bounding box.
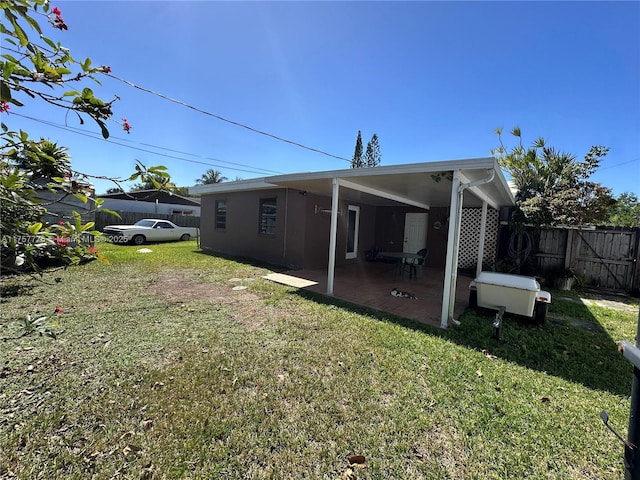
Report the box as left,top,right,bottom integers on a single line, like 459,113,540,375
564,228,576,270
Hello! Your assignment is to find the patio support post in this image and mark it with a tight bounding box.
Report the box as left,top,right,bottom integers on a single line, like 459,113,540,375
441,170,462,328
476,201,488,278
327,177,340,295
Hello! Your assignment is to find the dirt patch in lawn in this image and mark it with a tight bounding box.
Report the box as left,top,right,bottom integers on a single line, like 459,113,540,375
147,270,267,330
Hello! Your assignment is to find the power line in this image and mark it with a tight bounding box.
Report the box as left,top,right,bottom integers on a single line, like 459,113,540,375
106,73,352,163
598,157,640,171
9,112,285,177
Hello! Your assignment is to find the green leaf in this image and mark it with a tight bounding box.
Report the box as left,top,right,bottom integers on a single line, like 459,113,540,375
10,18,29,46
72,211,82,231
42,36,57,51
100,208,121,218
63,90,80,97
1,53,20,63
27,222,43,234
97,119,109,139
80,221,95,232
81,57,92,72
0,80,11,101
72,193,88,204
23,11,42,35
1,61,15,80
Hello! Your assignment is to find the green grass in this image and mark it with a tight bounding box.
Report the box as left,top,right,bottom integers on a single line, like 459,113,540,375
1,240,638,479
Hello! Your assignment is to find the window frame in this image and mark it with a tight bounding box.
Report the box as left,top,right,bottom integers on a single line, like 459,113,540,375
215,200,227,230
259,197,277,236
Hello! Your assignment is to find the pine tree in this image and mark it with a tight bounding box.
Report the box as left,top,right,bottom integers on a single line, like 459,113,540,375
351,131,364,168
365,133,381,167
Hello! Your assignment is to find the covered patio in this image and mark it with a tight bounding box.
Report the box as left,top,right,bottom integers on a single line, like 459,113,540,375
193,157,515,327
269,263,474,328
267,157,515,328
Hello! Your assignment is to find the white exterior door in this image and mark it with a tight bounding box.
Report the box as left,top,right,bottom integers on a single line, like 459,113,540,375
346,205,360,259
403,213,428,254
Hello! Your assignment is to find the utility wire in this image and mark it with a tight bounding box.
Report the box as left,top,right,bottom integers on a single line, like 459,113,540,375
598,157,640,171
10,112,285,177
106,73,352,163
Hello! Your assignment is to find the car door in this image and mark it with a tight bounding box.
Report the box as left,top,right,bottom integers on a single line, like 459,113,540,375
153,221,176,241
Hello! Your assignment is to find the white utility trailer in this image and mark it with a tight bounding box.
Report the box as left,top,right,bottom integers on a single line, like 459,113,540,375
469,272,551,325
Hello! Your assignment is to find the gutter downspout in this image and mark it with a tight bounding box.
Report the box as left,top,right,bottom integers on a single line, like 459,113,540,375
441,168,495,328
476,201,488,279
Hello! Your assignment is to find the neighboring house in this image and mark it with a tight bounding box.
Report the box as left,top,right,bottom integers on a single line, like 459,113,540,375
97,190,201,216
190,158,514,328
34,178,95,225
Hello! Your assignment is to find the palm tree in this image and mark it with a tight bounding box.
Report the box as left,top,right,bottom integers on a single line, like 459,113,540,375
195,169,227,185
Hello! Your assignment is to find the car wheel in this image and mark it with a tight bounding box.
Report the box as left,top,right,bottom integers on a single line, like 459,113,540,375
180,234,190,241
132,235,145,246
534,301,548,326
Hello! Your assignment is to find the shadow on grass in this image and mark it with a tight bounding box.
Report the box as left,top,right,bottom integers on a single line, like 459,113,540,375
294,288,633,397
188,250,636,397
0,280,36,302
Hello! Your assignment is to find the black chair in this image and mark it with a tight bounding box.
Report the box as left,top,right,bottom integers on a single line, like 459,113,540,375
403,248,428,279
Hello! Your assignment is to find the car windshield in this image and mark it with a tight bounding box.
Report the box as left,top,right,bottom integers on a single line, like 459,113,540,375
134,220,156,228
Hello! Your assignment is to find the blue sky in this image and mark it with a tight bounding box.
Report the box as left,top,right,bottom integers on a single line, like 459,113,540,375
6,1,640,196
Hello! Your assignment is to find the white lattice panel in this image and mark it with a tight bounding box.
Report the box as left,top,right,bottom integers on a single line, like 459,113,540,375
459,208,499,269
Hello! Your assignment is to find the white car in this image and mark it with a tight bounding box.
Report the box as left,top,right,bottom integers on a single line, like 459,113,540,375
103,219,199,245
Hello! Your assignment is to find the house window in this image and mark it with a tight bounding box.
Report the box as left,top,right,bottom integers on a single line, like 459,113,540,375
172,210,194,216
346,205,360,259
259,198,277,235
215,200,226,230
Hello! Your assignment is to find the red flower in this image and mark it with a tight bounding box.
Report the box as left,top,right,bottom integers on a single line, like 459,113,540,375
0,102,9,113
49,7,68,30
101,66,112,74
88,246,98,254
54,236,69,246
58,221,65,225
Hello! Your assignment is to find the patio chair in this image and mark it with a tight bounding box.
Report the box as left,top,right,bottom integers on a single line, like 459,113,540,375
403,248,428,279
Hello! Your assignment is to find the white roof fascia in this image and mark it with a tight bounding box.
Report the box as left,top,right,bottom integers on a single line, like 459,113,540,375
268,157,497,184
189,178,276,195
337,178,431,210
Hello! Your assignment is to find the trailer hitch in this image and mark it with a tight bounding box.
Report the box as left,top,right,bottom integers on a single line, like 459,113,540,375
492,306,506,340
601,410,636,449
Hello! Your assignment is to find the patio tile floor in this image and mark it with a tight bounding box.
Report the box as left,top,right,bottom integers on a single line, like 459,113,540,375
281,262,474,328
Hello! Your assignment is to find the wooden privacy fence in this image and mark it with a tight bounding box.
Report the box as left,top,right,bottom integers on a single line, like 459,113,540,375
95,211,200,231
498,226,640,294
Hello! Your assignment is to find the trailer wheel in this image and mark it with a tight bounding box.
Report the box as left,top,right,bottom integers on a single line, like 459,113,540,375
534,301,548,326
469,290,477,308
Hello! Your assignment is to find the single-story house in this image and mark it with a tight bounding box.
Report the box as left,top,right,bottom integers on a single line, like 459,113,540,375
35,178,95,225
97,190,201,216
189,158,515,328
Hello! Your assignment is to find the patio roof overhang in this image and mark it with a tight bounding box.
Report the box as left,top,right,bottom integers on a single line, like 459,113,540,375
264,157,514,211
190,157,515,328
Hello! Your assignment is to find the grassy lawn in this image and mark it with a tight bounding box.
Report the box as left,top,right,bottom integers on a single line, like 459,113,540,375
1,240,638,479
